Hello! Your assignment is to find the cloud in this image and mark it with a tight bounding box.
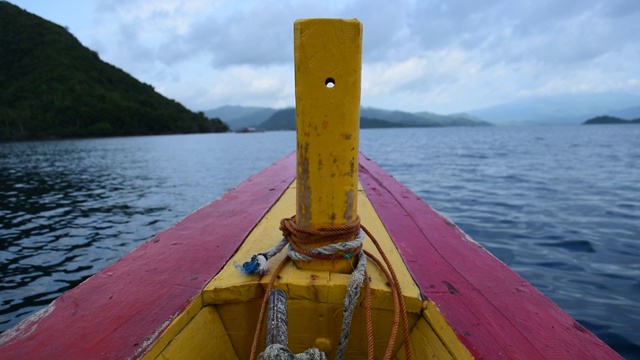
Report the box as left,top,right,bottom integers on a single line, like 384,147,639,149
84,0,640,113
184,3,294,68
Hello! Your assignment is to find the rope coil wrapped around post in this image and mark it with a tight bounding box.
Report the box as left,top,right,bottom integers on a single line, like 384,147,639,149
237,216,363,276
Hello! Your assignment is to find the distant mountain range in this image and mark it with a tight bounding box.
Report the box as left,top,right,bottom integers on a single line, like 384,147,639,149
205,106,491,131
467,93,640,125
206,91,640,130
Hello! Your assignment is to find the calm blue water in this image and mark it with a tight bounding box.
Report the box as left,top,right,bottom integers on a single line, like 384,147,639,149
1,126,639,358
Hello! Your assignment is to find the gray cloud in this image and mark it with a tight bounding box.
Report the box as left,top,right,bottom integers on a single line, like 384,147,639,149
84,0,639,112
155,1,338,68
404,0,640,66
98,0,640,68
189,3,294,67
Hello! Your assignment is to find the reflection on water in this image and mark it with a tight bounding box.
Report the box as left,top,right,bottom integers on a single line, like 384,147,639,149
1,126,639,358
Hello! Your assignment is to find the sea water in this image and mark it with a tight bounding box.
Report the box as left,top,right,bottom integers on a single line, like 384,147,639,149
1,125,639,358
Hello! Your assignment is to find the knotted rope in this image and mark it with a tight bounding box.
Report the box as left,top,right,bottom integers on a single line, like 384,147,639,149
237,216,363,275
240,216,410,360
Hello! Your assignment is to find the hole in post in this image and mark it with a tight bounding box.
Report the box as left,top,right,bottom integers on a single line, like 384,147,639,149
325,77,335,88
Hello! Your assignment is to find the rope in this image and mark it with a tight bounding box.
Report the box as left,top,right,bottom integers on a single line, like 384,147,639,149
364,250,401,359
362,225,411,359
242,216,411,360
364,271,374,359
259,344,327,360
250,256,291,360
236,216,363,275
335,249,367,360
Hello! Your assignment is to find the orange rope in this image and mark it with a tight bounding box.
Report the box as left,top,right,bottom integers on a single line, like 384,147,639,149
364,250,401,360
363,225,412,360
364,271,374,360
280,216,361,244
279,216,362,260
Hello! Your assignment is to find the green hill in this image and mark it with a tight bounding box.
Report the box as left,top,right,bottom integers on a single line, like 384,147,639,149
257,108,404,131
360,107,438,126
0,2,228,141
258,108,297,130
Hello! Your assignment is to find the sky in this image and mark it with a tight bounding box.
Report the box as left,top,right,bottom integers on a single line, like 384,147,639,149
9,0,640,114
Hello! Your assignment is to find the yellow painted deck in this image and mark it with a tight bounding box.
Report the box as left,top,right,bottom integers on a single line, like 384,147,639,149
142,181,472,359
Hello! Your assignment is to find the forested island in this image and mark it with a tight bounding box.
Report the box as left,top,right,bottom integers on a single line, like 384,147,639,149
583,115,640,125
0,2,228,141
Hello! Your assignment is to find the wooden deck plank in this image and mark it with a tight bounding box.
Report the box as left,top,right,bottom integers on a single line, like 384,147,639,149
156,306,238,360
395,314,455,360
358,153,621,359
0,153,296,360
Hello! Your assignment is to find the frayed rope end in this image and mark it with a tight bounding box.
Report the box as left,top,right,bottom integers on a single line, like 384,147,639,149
235,253,269,275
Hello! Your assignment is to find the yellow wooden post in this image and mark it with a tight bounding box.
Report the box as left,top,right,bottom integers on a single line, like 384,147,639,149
294,18,362,272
